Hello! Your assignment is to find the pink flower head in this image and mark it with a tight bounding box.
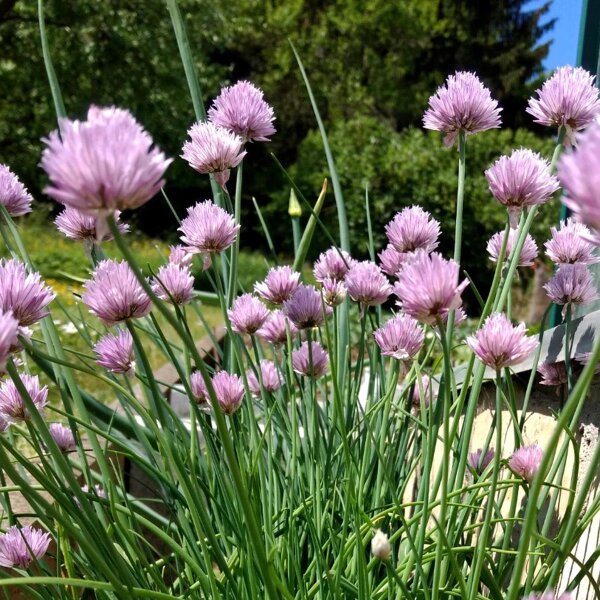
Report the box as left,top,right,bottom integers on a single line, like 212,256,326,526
467,448,495,475
190,370,209,405
49,423,76,452
0,373,48,423
212,371,245,415
373,314,424,361
544,264,598,307
0,310,19,372
485,149,559,227
0,164,33,217
345,261,392,306
385,206,441,254
179,200,239,254
466,312,538,371
394,252,468,325
283,285,328,329
313,248,355,283
423,71,502,147
228,293,270,334
522,593,573,600
0,259,55,327
545,219,599,265
94,329,135,376
254,266,301,305
80,484,106,500
0,526,51,569
321,278,347,307
527,66,600,142
246,359,283,395
208,80,276,142
410,374,435,410
181,121,246,188
169,245,193,268
41,106,171,213
292,341,329,378
152,263,194,305
537,361,568,387
558,123,600,243
82,260,151,326
55,207,128,242
256,309,297,345
486,229,538,267
509,444,543,482
378,245,407,277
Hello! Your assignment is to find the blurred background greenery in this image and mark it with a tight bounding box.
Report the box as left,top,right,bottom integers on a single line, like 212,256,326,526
0,0,558,313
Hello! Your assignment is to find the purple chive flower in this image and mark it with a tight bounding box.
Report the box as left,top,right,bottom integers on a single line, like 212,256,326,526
0,259,55,327
284,285,328,329
41,106,171,213
537,361,568,387
0,164,33,217
0,526,51,569
49,423,76,451
374,314,424,361
378,245,407,277
486,229,538,267
558,123,600,243
544,264,599,307
0,373,48,423
246,359,283,395
509,444,543,482
394,252,468,326
466,312,538,371
345,261,393,306
385,206,441,254
169,245,193,268
575,352,600,374
423,71,502,147
321,278,347,307
190,371,209,405
0,310,19,372
468,448,495,475
313,248,355,283
94,330,135,376
228,293,270,334
212,371,245,415
179,200,239,255
82,260,151,326
411,374,435,410
292,341,329,378
485,149,560,227
545,219,599,265
55,207,128,242
522,593,573,600
256,309,297,345
254,266,301,305
151,263,194,305
208,80,276,142
527,66,600,143
181,121,246,188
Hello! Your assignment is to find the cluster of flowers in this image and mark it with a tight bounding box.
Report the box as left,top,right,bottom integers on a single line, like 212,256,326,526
0,59,599,596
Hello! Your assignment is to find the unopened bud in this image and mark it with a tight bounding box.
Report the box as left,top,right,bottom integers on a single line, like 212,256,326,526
371,529,391,561
288,188,302,218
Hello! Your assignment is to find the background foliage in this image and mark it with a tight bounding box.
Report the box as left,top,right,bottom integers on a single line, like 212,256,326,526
0,0,556,293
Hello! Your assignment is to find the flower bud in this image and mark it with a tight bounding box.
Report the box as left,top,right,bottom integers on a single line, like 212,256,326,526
371,529,391,561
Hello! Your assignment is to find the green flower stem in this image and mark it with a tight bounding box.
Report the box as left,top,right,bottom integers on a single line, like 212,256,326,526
431,318,453,600
564,304,573,392
107,217,287,600
446,131,466,343
467,370,503,596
